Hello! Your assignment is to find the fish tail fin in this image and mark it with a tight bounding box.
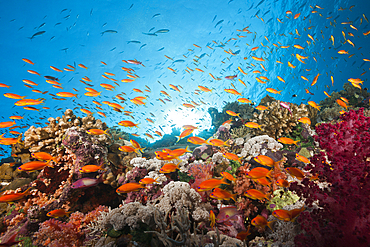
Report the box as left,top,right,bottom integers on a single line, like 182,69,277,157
294,140,300,146
139,147,146,153
231,193,237,202
185,145,192,153
265,192,272,201
104,128,110,135
278,91,282,94
175,136,181,143
221,177,230,185
52,156,58,163
0,133,5,139
267,220,275,231
22,187,33,195
224,139,231,147
205,136,213,145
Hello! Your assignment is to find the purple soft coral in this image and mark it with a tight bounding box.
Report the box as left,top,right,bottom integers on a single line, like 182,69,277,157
290,108,370,247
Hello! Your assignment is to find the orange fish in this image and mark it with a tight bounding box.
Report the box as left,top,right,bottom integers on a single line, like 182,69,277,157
118,145,140,154
251,215,275,230
50,66,63,72
251,56,265,61
272,207,304,222
210,188,236,201
118,120,139,128
79,165,104,173
22,79,38,86
288,61,296,68
226,110,240,117
298,117,311,125
236,226,251,241
0,83,11,88
116,183,145,193
237,98,251,104
244,189,270,201
22,58,34,65
56,92,78,98
78,63,88,69
80,108,92,115
246,167,271,179
139,177,159,184
14,99,43,106
167,146,191,158
285,167,305,180
210,210,216,229
221,172,235,181
295,154,310,164
0,187,32,203
308,101,320,111
0,134,22,145
254,155,281,167
256,105,268,111
278,137,299,146
311,73,320,86
338,50,348,54
27,70,41,76
197,178,229,192
31,152,57,162
254,177,272,187
276,179,290,188
159,163,179,173
208,138,230,147
245,122,262,130
18,161,53,172
3,93,26,100
223,152,241,162
224,88,241,95
187,136,208,145
336,99,348,109
47,209,71,218
0,121,16,128
266,88,281,94
86,129,109,135
277,76,285,83
198,85,212,92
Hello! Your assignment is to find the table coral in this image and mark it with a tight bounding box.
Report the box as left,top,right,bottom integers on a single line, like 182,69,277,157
290,108,370,247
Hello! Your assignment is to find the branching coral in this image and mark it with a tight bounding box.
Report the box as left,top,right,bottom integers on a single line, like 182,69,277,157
249,100,309,139
156,181,213,222
290,108,370,247
19,109,109,155
239,135,283,160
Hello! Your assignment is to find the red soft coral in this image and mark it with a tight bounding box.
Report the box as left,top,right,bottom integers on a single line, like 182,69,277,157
290,108,370,247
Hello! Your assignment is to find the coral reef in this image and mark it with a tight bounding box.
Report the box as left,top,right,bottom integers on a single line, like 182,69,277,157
156,181,212,222
249,100,309,139
239,135,283,160
16,109,109,155
290,108,370,247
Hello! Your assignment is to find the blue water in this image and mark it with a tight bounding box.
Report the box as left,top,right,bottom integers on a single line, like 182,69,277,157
0,0,369,155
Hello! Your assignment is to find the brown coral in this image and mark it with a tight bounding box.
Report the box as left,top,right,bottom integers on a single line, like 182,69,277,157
250,100,309,139
17,109,109,155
